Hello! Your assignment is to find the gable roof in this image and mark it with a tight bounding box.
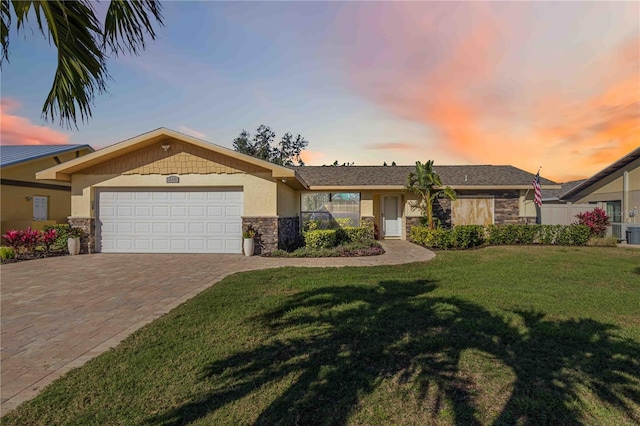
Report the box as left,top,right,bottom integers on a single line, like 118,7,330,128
560,147,640,200
0,145,93,168
36,128,301,184
294,165,559,189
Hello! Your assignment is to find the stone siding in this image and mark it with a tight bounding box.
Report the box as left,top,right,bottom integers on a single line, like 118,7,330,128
519,216,538,224
243,216,301,254
493,192,520,224
278,217,301,251
67,217,96,254
433,198,452,228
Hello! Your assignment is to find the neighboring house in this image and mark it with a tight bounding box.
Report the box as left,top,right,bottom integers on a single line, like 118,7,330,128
541,179,587,203
559,147,640,237
1,144,94,235
36,128,559,254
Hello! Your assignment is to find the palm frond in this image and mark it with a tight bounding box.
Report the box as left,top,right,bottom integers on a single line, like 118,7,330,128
0,0,10,65
103,0,163,56
37,0,108,128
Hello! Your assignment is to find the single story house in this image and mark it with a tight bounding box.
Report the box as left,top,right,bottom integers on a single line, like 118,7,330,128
1,144,94,235
36,128,559,254
559,147,640,224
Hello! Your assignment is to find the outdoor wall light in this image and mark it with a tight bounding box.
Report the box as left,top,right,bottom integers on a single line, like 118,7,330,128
25,195,33,201
161,144,171,152
281,178,287,183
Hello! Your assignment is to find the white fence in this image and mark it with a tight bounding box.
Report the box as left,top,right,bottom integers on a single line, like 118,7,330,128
540,202,602,225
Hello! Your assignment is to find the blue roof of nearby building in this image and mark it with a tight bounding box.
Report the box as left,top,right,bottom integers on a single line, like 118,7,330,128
0,145,93,168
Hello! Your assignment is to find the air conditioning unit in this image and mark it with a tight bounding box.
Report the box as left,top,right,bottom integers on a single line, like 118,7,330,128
611,223,631,242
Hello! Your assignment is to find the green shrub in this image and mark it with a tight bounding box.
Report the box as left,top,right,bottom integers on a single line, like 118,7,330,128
335,217,354,227
518,225,539,244
304,230,338,249
451,225,484,249
560,224,590,246
43,224,70,251
410,226,453,249
539,225,559,245
341,226,374,243
0,246,16,260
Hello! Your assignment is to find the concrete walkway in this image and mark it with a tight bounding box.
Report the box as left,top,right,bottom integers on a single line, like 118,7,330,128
0,240,433,415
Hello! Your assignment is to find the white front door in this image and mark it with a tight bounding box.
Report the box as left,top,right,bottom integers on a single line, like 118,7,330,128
383,196,401,238
97,189,244,253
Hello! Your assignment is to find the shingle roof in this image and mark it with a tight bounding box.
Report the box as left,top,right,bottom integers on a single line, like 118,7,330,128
1,145,93,168
293,165,558,187
542,179,586,200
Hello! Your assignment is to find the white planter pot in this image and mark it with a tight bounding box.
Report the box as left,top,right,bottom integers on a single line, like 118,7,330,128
243,238,255,257
67,237,81,255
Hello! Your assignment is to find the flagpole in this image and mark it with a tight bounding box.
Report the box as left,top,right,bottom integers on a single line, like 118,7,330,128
523,166,542,199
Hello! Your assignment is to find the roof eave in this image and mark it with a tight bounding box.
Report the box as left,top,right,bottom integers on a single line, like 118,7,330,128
560,147,640,200
2,145,94,169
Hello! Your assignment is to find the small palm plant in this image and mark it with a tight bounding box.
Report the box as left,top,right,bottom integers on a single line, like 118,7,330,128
405,160,457,229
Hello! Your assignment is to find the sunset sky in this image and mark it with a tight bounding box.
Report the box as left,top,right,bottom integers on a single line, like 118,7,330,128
1,1,638,182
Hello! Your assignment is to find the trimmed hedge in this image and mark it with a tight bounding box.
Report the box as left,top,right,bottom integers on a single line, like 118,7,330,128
304,230,338,249
304,225,375,249
411,224,591,249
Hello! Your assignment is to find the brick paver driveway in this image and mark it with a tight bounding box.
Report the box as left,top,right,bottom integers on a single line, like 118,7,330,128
0,241,433,414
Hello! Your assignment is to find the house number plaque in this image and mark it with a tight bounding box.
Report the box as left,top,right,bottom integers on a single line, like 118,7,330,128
166,175,180,183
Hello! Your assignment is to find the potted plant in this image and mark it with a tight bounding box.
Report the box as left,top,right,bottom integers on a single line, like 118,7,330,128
243,228,256,257
67,226,83,256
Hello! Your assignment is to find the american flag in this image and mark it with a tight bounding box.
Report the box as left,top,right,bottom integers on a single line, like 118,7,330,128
532,171,542,207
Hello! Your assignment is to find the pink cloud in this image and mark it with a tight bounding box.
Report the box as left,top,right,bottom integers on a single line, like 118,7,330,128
1,98,70,145
332,2,639,181
299,149,325,165
178,125,206,139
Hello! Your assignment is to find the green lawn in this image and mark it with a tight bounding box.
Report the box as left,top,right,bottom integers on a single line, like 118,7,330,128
4,246,640,425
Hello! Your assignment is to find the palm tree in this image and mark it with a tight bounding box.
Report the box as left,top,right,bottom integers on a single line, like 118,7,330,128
405,160,457,229
0,0,163,128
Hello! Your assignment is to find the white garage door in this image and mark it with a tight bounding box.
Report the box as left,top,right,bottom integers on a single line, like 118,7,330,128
98,189,243,253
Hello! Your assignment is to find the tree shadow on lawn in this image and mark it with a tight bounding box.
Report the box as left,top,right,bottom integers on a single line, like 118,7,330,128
147,280,640,425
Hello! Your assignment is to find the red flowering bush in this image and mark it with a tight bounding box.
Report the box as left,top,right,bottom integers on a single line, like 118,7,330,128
2,227,41,257
42,228,58,253
2,229,24,251
576,207,609,237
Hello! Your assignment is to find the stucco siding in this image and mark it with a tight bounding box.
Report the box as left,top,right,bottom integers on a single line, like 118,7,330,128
360,192,374,217
1,148,93,234
0,185,72,234
277,182,299,217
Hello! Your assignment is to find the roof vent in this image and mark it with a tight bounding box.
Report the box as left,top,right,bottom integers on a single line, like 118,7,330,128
464,174,468,182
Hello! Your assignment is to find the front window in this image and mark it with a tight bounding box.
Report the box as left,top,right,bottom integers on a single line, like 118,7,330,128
605,201,622,223
301,192,360,230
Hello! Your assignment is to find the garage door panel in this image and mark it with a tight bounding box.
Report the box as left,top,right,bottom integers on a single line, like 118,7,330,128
170,205,187,216
170,222,187,233
117,222,134,233
225,223,241,233
207,206,223,217
189,222,206,233
99,190,243,253
152,206,170,218
134,223,151,233
189,206,205,217
134,192,152,200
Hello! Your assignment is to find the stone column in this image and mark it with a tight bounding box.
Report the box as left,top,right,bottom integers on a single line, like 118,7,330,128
67,217,96,254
